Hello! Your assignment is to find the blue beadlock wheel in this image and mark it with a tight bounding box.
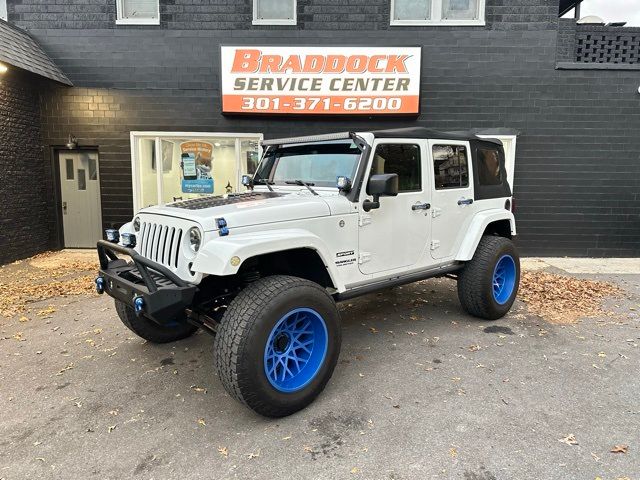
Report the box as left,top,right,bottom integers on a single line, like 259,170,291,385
264,307,328,393
492,254,517,305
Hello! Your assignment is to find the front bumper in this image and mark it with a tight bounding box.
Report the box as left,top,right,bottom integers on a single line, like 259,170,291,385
96,240,197,323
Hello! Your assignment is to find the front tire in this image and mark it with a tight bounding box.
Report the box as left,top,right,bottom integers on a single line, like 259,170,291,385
114,300,198,343
457,236,520,320
214,275,341,417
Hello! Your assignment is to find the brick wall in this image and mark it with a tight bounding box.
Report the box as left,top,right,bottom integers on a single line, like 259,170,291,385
0,68,54,263
8,0,559,30
6,0,640,256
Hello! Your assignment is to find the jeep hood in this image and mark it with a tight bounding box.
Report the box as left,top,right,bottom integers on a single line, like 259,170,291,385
139,191,336,231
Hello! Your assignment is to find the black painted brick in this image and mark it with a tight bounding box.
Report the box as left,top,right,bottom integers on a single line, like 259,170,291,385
0,68,55,264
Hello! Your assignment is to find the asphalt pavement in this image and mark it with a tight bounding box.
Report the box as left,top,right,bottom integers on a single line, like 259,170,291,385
0,269,638,480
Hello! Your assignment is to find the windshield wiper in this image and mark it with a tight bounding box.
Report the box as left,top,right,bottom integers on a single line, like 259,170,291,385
254,178,274,192
285,179,318,196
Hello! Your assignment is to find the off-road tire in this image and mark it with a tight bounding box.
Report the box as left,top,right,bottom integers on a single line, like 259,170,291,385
114,300,198,343
214,275,341,417
457,236,520,320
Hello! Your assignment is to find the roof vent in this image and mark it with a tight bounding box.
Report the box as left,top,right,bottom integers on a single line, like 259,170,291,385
577,15,605,25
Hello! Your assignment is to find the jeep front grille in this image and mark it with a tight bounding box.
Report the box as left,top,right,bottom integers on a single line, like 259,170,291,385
138,222,183,268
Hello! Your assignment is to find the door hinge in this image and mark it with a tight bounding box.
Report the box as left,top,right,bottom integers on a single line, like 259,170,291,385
430,240,440,250
358,252,371,264
359,214,372,227
431,207,442,218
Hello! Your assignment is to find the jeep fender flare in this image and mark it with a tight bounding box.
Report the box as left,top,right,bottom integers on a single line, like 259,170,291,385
190,228,344,290
455,210,516,262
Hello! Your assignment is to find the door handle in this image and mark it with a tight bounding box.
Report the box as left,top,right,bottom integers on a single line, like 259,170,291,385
457,198,474,206
62,201,68,214
412,202,431,211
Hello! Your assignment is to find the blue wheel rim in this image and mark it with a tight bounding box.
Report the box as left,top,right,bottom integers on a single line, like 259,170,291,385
492,255,517,305
264,308,328,393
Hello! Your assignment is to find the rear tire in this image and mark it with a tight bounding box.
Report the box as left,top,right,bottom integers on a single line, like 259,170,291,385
114,300,198,343
457,236,520,320
214,275,341,417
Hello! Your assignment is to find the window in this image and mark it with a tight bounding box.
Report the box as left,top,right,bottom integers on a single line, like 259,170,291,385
116,0,159,25
477,148,502,186
433,145,469,189
257,141,360,187
77,169,86,191
391,0,483,25
253,0,296,25
65,158,74,180
0,0,7,21
370,144,421,192
88,157,98,181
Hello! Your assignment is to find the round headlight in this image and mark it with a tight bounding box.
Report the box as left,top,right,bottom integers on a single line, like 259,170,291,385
133,217,140,232
188,227,202,252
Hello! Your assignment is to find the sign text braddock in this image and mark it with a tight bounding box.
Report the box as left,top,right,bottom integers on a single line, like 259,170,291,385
220,46,422,115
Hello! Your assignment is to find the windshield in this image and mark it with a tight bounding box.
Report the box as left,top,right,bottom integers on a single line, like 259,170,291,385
255,140,361,188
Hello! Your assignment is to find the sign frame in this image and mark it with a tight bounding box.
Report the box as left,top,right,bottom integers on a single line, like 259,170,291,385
219,44,423,117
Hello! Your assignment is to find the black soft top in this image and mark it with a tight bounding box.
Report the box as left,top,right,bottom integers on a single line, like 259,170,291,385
370,127,502,145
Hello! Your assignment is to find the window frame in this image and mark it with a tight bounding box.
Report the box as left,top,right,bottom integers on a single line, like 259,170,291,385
253,0,297,26
116,0,160,26
0,0,7,22
370,142,423,194
432,143,470,190
390,0,485,27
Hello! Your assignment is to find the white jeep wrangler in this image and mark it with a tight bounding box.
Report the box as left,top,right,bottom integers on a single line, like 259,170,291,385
96,127,519,417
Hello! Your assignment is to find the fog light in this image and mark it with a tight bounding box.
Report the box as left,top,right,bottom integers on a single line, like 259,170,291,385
336,176,352,192
95,277,105,294
105,229,119,243
133,296,145,315
121,233,136,248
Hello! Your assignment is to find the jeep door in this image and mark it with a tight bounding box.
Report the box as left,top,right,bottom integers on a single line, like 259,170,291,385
428,140,476,260
357,140,431,275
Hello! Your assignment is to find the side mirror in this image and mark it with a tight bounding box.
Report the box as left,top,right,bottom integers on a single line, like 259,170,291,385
363,173,398,212
241,174,254,189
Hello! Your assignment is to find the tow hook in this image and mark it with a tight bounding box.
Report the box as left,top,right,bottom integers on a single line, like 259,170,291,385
95,277,105,295
133,296,145,316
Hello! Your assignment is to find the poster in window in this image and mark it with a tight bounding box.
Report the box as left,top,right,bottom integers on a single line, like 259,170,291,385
180,141,214,194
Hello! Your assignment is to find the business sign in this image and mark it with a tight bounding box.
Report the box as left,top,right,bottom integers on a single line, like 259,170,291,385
220,46,421,115
180,141,214,194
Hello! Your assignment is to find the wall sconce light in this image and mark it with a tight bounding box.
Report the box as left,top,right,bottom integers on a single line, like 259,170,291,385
0,63,8,74
66,134,78,150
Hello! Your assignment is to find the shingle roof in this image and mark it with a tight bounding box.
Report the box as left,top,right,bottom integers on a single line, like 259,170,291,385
0,19,72,85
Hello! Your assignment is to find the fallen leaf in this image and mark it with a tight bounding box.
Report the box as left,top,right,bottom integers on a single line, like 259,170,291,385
610,445,628,454
559,434,578,446
190,385,207,393
247,449,260,459
449,447,457,458
218,446,228,458
369,327,378,334
108,425,117,433
351,467,360,474
19,316,29,323
197,418,206,427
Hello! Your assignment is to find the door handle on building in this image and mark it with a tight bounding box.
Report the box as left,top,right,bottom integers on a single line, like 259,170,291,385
457,198,473,206
412,202,431,211
62,201,68,214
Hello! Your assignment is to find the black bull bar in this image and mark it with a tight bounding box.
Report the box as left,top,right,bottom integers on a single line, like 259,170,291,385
96,240,197,322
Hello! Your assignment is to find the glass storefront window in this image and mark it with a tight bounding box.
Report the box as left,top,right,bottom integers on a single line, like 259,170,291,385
132,133,262,211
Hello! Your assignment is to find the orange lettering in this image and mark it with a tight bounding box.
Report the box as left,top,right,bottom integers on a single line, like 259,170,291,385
231,49,261,73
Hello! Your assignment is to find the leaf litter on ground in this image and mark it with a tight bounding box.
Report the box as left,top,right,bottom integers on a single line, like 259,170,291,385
0,251,98,318
518,271,622,324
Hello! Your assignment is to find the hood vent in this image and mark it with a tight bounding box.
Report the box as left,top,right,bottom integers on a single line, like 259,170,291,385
170,191,285,210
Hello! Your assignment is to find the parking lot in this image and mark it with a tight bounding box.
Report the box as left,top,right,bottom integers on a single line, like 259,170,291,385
0,255,638,480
